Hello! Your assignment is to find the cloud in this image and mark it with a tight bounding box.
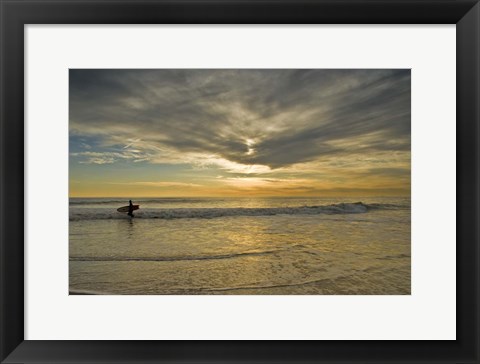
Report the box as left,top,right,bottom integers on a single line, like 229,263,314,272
71,148,151,164
223,177,315,190
109,181,201,188
70,69,410,178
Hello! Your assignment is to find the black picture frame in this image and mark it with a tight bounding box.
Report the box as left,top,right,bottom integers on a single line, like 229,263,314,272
1,1,479,363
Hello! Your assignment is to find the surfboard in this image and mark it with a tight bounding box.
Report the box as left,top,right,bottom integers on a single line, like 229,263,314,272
117,205,140,213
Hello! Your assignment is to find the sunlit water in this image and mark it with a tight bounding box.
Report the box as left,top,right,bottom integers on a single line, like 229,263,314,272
69,197,410,295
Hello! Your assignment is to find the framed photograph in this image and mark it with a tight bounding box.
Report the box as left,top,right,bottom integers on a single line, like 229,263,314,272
68,68,412,296
1,0,478,363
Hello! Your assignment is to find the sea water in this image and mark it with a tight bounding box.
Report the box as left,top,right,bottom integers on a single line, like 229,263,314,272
69,197,410,295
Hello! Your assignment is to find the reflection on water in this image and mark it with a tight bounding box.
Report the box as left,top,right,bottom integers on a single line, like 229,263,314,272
126,218,135,239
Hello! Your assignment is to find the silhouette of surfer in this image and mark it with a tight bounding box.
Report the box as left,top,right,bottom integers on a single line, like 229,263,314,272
128,200,135,218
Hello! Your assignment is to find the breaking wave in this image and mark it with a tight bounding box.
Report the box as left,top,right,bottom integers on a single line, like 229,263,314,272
69,202,402,221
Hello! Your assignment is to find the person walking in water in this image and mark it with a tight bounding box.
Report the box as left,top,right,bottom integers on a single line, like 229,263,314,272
128,199,135,218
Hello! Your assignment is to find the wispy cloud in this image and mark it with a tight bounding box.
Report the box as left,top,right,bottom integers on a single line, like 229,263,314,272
71,149,151,164
109,181,201,188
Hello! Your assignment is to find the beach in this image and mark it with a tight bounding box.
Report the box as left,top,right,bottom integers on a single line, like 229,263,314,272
69,197,410,295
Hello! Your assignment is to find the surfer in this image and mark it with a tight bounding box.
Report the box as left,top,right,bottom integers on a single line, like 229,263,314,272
128,200,135,218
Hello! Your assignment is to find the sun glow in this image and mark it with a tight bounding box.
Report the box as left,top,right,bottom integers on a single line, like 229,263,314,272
246,138,255,156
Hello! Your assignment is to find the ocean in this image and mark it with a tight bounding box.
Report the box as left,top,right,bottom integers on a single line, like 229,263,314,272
69,197,411,295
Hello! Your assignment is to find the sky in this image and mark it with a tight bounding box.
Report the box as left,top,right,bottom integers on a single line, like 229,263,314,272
69,69,411,198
